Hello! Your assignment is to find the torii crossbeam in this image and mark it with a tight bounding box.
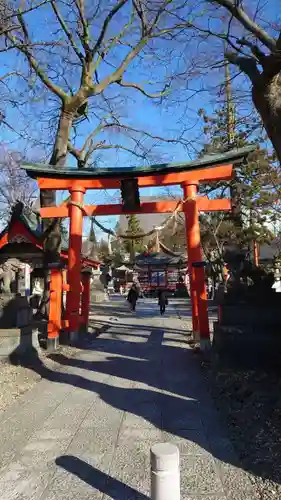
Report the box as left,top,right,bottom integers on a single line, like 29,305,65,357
22,145,255,351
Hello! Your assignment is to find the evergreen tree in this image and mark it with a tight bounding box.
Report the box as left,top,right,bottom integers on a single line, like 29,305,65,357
123,215,145,262
198,104,277,252
98,238,110,262
111,222,126,267
196,62,279,281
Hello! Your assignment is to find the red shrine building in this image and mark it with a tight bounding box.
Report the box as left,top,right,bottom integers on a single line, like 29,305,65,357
0,202,99,312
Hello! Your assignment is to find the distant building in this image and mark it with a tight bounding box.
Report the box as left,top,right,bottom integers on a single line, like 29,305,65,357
135,251,187,295
118,196,182,234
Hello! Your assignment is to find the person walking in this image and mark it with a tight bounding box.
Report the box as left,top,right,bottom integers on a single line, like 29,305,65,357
127,283,139,312
158,289,167,316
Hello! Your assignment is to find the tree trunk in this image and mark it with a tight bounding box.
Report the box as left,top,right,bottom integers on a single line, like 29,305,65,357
230,169,243,229
50,109,74,167
39,108,74,317
252,73,281,163
41,109,74,261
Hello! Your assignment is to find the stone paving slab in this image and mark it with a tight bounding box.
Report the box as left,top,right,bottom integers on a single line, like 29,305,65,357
0,297,255,499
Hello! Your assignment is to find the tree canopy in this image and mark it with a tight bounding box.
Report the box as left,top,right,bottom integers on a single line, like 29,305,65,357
123,214,145,261
1,0,280,166
1,0,281,263
0,145,37,225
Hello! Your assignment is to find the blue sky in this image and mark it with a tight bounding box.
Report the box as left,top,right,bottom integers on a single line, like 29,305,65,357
0,0,276,239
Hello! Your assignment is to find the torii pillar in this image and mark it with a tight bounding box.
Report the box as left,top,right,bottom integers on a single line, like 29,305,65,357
182,182,210,349
81,269,92,333
66,183,85,344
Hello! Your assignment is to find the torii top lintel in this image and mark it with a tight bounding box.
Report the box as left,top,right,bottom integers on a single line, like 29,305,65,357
22,145,255,190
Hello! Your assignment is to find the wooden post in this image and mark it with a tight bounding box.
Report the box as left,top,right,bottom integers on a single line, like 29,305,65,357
47,267,62,351
66,184,85,344
182,182,210,349
253,240,259,267
81,270,91,333
182,183,199,335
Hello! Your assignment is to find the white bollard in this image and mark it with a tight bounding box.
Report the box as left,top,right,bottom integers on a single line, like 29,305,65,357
150,443,180,500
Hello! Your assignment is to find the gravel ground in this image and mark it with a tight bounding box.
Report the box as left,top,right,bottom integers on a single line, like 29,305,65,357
0,315,109,415
0,361,41,412
204,362,281,500
0,344,82,413
173,300,281,499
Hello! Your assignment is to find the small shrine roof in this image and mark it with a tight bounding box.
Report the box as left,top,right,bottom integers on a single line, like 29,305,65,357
135,252,186,266
0,203,100,267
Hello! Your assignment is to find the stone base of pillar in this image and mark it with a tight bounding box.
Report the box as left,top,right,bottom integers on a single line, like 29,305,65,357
79,323,88,335
69,331,79,345
47,336,59,352
193,330,200,342
199,338,211,351
91,291,108,303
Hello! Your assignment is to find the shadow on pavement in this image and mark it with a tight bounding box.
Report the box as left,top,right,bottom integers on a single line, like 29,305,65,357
9,306,273,488
56,455,149,499
10,327,235,462
87,320,192,343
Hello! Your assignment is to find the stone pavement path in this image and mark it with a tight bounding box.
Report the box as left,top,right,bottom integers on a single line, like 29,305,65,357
0,297,255,500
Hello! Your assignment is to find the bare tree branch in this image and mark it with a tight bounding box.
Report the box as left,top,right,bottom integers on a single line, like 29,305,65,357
74,0,91,54
133,0,148,36
0,71,28,82
211,0,276,50
91,0,128,58
116,79,170,98
0,24,19,36
237,37,266,61
0,0,50,36
92,11,135,74
68,138,146,168
94,37,149,93
6,13,68,101
50,1,84,63
226,51,261,83
101,121,189,145
93,142,146,158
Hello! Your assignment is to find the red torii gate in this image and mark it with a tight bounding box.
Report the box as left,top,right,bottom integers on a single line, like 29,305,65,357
22,145,254,350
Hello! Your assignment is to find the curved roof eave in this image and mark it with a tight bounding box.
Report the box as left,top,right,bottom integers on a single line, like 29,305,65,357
21,145,256,180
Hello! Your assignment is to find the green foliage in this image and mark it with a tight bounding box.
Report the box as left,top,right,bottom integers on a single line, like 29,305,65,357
199,104,276,253
59,220,69,243
98,238,110,262
110,222,126,267
123,215,145,261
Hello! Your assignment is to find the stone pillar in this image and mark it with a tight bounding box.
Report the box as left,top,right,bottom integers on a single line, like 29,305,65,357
91,268,109,303
24,264,31,296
